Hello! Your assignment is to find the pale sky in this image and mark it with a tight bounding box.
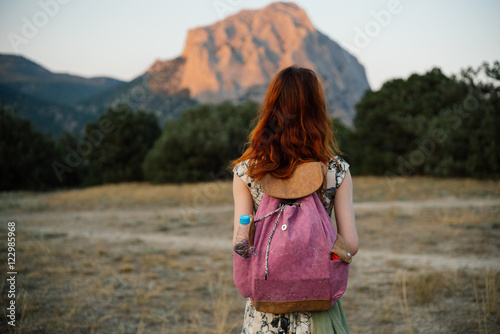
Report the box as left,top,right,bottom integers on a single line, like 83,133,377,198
0,0,499,89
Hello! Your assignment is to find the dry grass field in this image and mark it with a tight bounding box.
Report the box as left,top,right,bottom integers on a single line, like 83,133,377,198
0,176,499,333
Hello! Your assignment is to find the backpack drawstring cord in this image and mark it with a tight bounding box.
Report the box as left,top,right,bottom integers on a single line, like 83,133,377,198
255,201,301,280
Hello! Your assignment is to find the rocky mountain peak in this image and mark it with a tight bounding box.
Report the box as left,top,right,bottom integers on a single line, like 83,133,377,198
147,1,370,125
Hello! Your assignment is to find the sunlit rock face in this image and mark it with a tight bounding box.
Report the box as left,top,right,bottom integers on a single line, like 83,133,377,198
148,2,370,125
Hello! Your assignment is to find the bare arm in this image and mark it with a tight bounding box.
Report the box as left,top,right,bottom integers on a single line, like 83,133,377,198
232,174,254,246
333,169,359,255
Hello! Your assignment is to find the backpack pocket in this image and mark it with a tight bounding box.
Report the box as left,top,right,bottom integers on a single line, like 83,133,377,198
330,234,352,264
329,257,349,302
233,250,252,298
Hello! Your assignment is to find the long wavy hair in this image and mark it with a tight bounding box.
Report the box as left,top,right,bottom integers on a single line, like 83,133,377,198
231,65,340,180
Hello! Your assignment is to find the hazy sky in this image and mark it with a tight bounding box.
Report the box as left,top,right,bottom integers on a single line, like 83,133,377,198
0,0,499,89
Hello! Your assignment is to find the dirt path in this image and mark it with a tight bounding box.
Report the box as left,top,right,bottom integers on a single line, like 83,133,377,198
25,225,500,275
354,197,500,212
29,226,232,251
4,196,500,221
4,196,499,274
2,203,234,222
355,249,500,272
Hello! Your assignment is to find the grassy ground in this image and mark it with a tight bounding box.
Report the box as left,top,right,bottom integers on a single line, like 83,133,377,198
0,176,499,333
1,176,499,212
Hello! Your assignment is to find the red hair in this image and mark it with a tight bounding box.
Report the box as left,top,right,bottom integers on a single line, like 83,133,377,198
231,66,340,180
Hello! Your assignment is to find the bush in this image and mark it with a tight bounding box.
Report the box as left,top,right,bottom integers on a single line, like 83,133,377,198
143,101,258,183
83,104,161,186
0,105,59,190
347,62,500,179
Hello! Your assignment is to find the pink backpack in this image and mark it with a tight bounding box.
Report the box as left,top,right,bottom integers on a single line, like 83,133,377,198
233,162,352,314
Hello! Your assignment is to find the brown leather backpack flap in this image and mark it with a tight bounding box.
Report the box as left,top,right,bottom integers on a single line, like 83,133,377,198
261,162,324,199
330,234,352,264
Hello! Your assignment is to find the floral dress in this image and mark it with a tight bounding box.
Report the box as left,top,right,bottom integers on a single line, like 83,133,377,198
233,156,351,334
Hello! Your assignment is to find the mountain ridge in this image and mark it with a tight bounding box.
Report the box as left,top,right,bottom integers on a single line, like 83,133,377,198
0,54,124,106
140,1,370,125
0,54,125,135
1,2,371,134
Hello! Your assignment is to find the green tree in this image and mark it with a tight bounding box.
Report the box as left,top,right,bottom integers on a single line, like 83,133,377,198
0,105,59,190
83,104,161,185
352,68,469,176
143,101,258,183
330,118,355,169
350,64,499,179
53,131,88,187
427,61,500,178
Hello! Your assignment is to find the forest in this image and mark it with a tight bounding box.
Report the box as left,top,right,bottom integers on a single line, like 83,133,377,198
1,62,498,190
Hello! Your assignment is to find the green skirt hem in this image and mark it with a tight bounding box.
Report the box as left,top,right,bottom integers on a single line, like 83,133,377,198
311,299,350,334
